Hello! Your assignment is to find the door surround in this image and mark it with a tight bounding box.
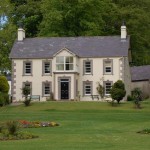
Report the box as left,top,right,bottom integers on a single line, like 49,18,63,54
58,77,71,100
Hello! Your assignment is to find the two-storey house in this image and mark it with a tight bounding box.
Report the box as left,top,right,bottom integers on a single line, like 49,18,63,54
10,24,131,101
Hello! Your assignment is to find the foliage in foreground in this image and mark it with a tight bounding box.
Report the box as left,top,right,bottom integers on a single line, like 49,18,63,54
0,120,59,140
0,101,149,149
0,121,38,140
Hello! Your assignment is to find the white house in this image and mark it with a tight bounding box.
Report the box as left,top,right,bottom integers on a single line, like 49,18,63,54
10,24,131,101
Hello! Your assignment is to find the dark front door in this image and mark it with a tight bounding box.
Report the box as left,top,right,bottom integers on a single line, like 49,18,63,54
61,79,69,99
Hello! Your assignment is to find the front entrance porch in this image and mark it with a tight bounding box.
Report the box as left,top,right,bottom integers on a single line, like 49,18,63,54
60,79,69,99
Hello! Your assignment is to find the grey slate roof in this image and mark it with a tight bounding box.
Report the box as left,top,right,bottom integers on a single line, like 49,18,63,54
10,36,130,59
131,65,150,81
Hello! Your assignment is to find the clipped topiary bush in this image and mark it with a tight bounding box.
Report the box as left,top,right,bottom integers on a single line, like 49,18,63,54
22,86,31,106
110,80,126,104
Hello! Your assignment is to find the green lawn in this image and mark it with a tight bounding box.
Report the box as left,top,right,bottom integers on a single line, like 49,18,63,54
0,100,150,150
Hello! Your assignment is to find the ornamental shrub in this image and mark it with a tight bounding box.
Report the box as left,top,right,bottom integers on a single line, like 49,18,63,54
0,93,5,106
96,82,104,99
127,95,134,101
132,88,143,109
6,121,19,135
0,76,9,93
0,93,10,106
22,86,31,106
110,80,126,104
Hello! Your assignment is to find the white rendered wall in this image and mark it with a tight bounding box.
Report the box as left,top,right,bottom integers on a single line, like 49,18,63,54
12,53,131,101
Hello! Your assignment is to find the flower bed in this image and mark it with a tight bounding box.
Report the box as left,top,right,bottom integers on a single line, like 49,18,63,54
18,120,59,128
0,120,59,141
0,121,38,140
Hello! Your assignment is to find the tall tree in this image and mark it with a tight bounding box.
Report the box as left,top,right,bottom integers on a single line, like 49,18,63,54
39,0,119,36
0,23,16,72
113,0,150,65
0,0,150,72
8,0,42,37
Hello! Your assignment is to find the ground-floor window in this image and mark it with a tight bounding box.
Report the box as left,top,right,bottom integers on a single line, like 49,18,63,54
23,82,32,95
83,81,93,96
42,82,51,96
104,81,112,95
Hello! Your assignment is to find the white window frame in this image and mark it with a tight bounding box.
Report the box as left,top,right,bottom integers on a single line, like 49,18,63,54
83,60,93,75
56,56,74,71
83,81,93,96
23,61,32,75
103,59,113,75
104,81,112,96
42,82,51,97
42,61,52,75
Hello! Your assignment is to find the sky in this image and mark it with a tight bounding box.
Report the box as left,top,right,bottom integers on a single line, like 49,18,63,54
0,16,7,25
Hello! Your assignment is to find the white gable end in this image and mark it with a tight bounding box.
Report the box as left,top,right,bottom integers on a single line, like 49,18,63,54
53,48,77,57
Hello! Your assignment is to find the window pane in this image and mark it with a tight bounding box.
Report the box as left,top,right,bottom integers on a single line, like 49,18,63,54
66,56,73,63
104,60,112,74
56,64,64,70
65,64,73,70
25,63,31,74
85,61,91,73
105,67,111,73
44,84,50,95
56,56,64,63
69,57,73,63
85,83,91,95
105,82,112,94
66,57,70,63
86,67,91,73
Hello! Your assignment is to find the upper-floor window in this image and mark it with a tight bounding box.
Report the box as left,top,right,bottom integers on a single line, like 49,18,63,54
56,56,73,71
23,61,32,75
83,60,93,75
103,59,113,75
42,61,51,75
